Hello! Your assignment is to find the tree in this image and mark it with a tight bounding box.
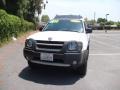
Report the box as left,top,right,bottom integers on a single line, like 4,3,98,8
106,21,114,25
116,22,120,28
97,18,107,29
97,18,106,24
35,0,43,16
0,0,43,23
17,0,30,18
0,0,18,15
0,0,6,10
26,0,43,22
97,18,115,25
41,15,50,22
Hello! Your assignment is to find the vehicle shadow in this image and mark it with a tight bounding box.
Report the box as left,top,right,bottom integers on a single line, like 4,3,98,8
19,66,81,85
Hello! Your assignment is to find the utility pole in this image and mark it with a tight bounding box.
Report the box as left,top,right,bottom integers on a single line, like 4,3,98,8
94,12,96,29
106,14,109,22
105,14,109,33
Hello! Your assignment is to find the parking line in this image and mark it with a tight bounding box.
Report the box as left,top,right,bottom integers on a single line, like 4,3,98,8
91,38,120,49
90,53,120,56
92,34,120,45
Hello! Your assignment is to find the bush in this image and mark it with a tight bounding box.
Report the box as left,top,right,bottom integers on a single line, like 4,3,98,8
0,9,35,46
117,22,120,28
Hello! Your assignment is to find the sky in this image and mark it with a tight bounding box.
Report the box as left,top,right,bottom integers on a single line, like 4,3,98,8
42,0,120,21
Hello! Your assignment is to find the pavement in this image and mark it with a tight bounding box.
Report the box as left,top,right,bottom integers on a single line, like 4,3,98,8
0,30,120,90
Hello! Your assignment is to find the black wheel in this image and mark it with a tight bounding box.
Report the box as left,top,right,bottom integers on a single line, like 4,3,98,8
28,61,37,69
85,46,89,61
85,49,89,62
75,62,87,77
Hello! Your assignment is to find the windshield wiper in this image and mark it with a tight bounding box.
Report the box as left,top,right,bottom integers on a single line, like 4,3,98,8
43,29,80,32
43,29,56,31
58,29,79,32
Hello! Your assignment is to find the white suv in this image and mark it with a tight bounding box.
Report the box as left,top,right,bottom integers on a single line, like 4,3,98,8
23,15,92,77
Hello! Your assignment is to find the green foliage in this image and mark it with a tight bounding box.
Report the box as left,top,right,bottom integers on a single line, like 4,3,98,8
0,0,6,9
116,22,120,27
34,0,43,15
41,15,50,23
97,18,115,27
26,0,43,22
17,0,30,18
97,18,106,23
106,21,114,25
0,0,43,23
0,9,35,46
1,0,18,15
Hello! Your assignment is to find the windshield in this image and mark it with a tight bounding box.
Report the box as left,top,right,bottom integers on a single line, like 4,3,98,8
43,19,84,32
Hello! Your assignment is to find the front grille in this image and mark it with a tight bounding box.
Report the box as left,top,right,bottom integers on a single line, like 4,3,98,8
35,40,64,53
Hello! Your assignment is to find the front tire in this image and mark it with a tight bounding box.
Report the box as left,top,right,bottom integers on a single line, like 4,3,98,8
75,62,87,77
28,61,37,69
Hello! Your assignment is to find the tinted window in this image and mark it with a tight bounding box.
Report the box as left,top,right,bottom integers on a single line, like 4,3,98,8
43,19,84,32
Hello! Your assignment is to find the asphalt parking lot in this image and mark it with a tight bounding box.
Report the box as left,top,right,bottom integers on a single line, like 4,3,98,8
0,30,120,90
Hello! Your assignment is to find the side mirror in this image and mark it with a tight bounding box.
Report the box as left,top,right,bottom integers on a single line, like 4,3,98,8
86,28,92,33
39,25,44,31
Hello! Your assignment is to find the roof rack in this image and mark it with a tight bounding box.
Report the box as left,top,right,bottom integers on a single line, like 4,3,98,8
54,15,82,20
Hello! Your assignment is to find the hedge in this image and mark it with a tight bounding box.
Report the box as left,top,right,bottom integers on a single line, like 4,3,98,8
0,9,35,46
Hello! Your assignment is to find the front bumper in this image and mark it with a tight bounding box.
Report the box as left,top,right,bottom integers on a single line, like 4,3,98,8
23,48,83,68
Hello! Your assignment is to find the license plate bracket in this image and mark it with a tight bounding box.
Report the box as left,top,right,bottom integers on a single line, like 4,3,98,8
40,53,53,61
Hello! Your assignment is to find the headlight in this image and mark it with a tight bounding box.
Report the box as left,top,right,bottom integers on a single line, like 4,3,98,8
25,39,34,48
67,41,82,52
67,41,78,51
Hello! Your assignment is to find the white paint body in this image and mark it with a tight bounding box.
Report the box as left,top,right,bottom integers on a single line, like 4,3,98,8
27,31,90,51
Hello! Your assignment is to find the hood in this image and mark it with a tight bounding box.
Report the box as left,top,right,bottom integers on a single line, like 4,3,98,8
27,31,87,42
27,31,89,51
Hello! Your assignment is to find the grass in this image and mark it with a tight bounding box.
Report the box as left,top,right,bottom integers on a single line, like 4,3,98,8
0,30,35,47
